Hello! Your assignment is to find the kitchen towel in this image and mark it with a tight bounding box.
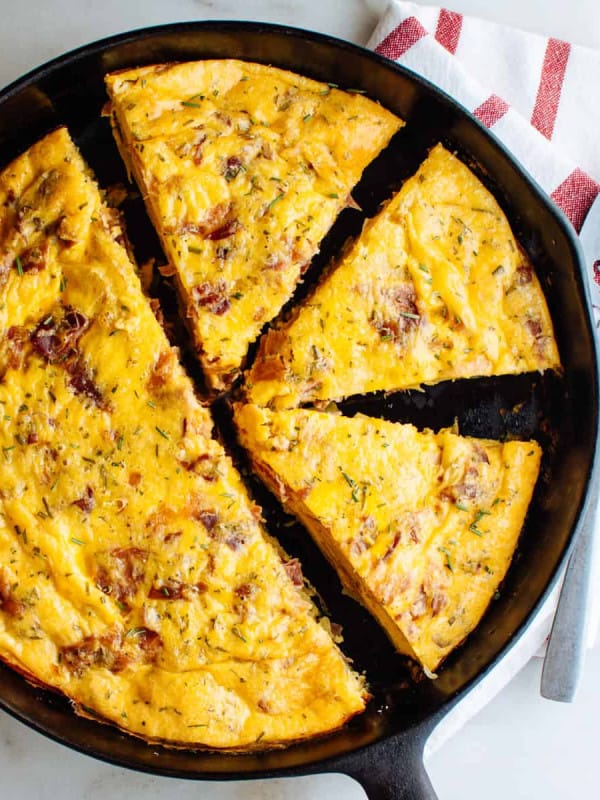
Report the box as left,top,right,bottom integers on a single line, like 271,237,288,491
365,1,600,755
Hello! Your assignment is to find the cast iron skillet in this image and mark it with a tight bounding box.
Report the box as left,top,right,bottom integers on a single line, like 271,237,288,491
0,22,598,800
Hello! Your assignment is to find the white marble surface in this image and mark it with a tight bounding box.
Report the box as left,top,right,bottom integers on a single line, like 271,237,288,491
1,1,599,798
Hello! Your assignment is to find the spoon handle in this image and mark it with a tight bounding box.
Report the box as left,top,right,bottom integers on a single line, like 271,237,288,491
540,480,599,702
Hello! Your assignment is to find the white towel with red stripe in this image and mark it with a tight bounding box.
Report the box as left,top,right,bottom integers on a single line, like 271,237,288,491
365,1,600,754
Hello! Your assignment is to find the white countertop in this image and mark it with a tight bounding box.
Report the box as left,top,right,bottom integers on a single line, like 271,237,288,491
1,2,599,798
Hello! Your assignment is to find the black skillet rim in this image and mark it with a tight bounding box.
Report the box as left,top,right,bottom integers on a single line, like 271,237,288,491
0,19,598,782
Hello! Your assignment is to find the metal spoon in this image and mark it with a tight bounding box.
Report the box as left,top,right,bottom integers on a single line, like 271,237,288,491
540,479,598,702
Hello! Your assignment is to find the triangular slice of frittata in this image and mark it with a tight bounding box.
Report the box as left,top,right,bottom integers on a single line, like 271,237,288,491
0,128,366,749
105,60,402,391
234,404,542,673
245,144,560,409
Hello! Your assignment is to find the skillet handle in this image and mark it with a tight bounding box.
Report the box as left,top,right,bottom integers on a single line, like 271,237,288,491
339,736,438,800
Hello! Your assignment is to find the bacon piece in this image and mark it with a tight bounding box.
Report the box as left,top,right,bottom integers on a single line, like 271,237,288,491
147,349,177,393
222,155,243,182
66,359,105,408
235,582,256,600
516,264,533,285
192,280,230,315
72,485,95,513
95,547,149,609
525,318,543,338
225,532,246,551
431,591,449,616
4,325,28,371
61,629,129,675
191,133,207,166
19,242,49,273
0,570,26,617
30,307,88,363
371,284,420,344
135,627,162,661
195,509,219,532
61,626,161,676
178,201,241,241
128,471,142,487
282,557,304,587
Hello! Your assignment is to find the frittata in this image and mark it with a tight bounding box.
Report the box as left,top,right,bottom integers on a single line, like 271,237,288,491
105,60,403,391
234,404,542,673
0,128,367,748
245,144,560,409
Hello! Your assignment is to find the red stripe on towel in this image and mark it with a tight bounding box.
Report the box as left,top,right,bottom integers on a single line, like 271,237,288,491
375,17,428,60
473,94,510,128
530,38,571,140
551,169,600,233
435,9,463,54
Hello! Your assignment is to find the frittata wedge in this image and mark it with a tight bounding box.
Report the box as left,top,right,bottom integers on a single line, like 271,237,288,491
0,128,367,749
245,144,560,409
105,60,402,391
234,404,542,673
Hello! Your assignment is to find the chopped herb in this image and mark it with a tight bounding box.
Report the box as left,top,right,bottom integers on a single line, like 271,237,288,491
42,497,53,519
347,88,367,94
70,537,85,546
117,435,124,451
399,311,420,320
59,275,68,292
125,627,147,638
303,113,312,122
232,626,247,642
15,525,28,544
232,291,244,300
469,523,484,537
188,723,208,728
328,192,339,199
438,546,454,572
266,193,285,212
188,245,202,255
181,100,202,108
339,468,360,502
155,426,169,440
147,400,156,409
15,256,23,276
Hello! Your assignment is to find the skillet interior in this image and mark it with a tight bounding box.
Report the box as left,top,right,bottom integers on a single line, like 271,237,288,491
0,21,597,786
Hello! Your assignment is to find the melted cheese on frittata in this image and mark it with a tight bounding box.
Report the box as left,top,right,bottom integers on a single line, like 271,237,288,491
246,144,560,409
235,404,542,673
0,128,366,748
105,60,402,391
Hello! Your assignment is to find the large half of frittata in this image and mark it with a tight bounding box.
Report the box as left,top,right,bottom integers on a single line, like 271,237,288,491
0,128,367,748
105,60,402,391
235,404,542,673
245,144,560,409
